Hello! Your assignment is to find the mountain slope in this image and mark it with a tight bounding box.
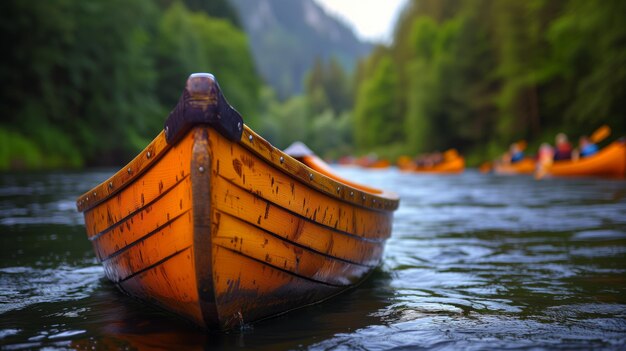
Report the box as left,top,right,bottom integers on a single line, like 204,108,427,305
231,0,371,99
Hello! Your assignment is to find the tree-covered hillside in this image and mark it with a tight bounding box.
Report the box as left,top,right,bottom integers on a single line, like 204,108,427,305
353,0,626,163
2,0,624,170
0,0,260,169
230,0,371,99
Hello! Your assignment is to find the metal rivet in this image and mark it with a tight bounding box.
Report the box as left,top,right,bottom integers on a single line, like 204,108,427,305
350,191,354,197
93,192,97,197
309,173,314,181
279,156,284,164
337,186,341,193
147,151,151,158
108,182,113,189
248,135,253,142
237,122,242,130
198,166,205,173
127,168,132,174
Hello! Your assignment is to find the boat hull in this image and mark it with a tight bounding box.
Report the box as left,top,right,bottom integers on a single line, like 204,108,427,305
493,158,536,175
408,157,465,174
541,140,626,178
78,124,397,329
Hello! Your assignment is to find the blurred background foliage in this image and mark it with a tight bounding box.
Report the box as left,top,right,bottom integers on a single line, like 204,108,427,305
357,0,626,163
0,0,625,170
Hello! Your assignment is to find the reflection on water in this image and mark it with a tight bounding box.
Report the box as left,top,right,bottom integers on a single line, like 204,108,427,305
1,169,625,350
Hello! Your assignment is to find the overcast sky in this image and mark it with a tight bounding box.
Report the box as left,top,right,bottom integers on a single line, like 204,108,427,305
313,0,408,43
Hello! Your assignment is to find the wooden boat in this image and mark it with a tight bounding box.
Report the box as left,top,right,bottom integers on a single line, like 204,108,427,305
493,158,536,175
76,73,399,330
400,150,465,174
537,139,626,178
354,156,390,169
478,161,492,173
363,159,391,169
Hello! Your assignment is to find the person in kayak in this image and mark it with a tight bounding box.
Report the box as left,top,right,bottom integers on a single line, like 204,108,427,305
578,136,599,158
538,143,554,166
509,142,524,163
553,133,573,161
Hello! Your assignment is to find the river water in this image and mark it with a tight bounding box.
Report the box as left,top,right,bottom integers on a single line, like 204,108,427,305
1,168,625,350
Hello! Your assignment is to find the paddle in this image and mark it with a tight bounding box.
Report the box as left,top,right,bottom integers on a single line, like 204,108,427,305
590,125,611,144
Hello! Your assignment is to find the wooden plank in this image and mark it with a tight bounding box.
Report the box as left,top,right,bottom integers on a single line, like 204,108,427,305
239,126,399,211
100,214,193,283
208,128,393,240
213,211,372,286
118,247,203,326
91,177,193,261
77,131,171,212
83,133,194,237
211,246,338,329
212,176,384,266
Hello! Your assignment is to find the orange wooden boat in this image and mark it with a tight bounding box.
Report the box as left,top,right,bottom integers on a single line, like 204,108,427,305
76,73,399,330
405,150,465,174
353,156,390,169
493,158,536,175
363,159,391,169
413,157,464,173
537,139,626,178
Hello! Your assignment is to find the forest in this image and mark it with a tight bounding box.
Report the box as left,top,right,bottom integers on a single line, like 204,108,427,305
354,0,626,164
1,0,625,169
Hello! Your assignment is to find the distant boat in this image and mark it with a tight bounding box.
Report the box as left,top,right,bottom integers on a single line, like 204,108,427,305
76,73,400,330
493,158,536,175
363,159,391,169
399,149,465,174
354,156,391,169
537,139,626,178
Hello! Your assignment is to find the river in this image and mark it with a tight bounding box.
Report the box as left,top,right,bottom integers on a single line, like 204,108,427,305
1,168,625,350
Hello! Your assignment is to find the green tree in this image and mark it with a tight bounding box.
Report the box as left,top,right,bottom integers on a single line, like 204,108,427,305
0,0,262,170
155,2,259,121
305,57,353,115
0,0,162,167
354,55,400,150
545,0,626,133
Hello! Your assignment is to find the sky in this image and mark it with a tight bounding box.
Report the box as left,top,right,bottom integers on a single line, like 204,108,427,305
313,0,409,43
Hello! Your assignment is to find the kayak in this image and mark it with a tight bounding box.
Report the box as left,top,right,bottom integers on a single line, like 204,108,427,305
538,140,626,178
493,158,536,175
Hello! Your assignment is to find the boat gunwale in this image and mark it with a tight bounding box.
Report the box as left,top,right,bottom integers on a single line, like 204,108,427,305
76,125,399,213
214,173,388,243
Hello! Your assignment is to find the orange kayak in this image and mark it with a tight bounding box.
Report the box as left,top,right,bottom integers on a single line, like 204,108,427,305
364,159,391,169
538,140,626,178
76,74,399,330
411,156,465,174
493,158,536,175
399,149,465,174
